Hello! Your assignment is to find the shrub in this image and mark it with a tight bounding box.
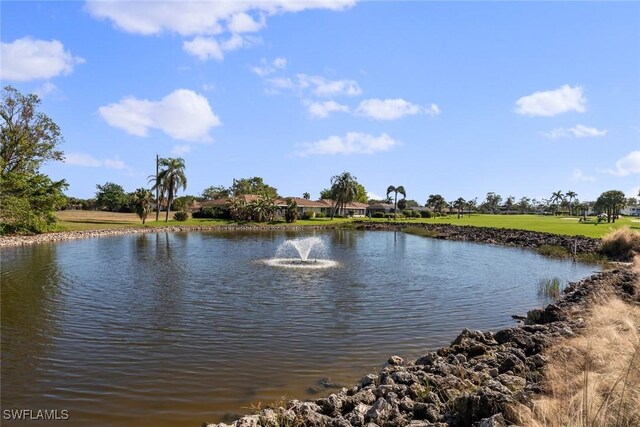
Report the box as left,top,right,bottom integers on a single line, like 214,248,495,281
192,207,228,219
372,212,385,218
173,211,188,221
302,211,316,220
599,226,640,261
402,209,414,217
384,213,404,219
420,210,433,218
538,244,569,258
315,212,326,218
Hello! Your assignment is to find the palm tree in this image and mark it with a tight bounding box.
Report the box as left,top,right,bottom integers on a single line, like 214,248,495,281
565,191,577,216
130,188,153,224
386,185,406,219
426,194,446,214
453,197,466,219
302,192,311,200
227,196,247,221
329,172,359,219
153,157,187,222
550,191,564,215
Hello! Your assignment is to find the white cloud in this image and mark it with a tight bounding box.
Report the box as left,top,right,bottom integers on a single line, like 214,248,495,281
294,132,401,156
367,192,384,201
356,98,440,120
628,186,640,199
544,124,607,139
86,1,354,61
570,168,596,182
602,151,640,177
182,34,256,61
171,144,192,155
252,57,287,77
0,37,84,82
202,83,216,91
228,12,265,33
86,1,355,36
515,85,586,117
265,73,361,97
307,100,349,118
65,153,127,169
98,89,221,141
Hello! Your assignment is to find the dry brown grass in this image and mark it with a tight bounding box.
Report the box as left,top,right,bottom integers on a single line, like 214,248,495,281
522,296,640,427
599,226,640,261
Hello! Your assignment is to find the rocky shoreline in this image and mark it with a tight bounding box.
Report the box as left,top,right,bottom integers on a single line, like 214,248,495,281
205,265,638,427
0,224,337,248
353,222,601,254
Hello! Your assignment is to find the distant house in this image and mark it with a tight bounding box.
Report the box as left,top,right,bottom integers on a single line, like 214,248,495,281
198,195,367,217
621,205,640,216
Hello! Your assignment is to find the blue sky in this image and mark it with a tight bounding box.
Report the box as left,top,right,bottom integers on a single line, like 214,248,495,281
2,1,639,203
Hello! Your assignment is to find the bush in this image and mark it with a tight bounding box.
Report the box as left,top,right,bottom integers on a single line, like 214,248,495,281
402,209,414,217
302,211,316,220
599,226,640,261
372,212,385,218
315,212,326,218
420,210,433,218
173,211,188,221
192,207,228,219
384,213,404,219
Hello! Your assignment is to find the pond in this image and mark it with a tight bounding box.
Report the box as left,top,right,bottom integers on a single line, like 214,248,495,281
1,230,597,427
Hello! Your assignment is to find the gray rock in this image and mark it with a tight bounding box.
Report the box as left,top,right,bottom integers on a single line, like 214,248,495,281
477,413,507,427
365,398,392,424
388,355,404,365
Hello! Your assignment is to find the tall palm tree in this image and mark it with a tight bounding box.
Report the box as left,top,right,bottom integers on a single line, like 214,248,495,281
453,197,466,219
565,190,577,216
329,172,358,219
130,188,153,224
153,157,187,222
386,185,406,219
550,191,564,215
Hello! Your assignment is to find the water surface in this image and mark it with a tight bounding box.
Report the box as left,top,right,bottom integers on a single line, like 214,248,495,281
1,230,596,426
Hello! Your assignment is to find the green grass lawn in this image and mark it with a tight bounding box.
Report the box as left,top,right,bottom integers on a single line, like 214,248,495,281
368,214,638,238
53,211,639,239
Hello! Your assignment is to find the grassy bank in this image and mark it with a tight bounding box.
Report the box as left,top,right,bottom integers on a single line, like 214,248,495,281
53,211,639,238
54,210,353,232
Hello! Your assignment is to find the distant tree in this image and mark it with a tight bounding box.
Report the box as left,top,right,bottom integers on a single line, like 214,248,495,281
302,192,311,200
154,157,187,222
355,183,368,203
626,197,638,207
565,190,577,215
172,195,196,212
129,188,153,224
386,185,406,219
1,86,67,233
227,196,248,221
231,177,278,198
594,190,627,223
426,194,446,214
397,198,408,211
329,172,359,219
481,192,502,214
466,198,478,217
284,198,299,223
550,191,564,215
201,185,229,200
96,182,128,212
319,188,332,200
453,197,466,218
517,197,531,214
403,199,420,208
249,194,276,222
504,196,515,213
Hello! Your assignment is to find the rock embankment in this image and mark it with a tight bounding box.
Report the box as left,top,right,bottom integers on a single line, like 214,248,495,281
354,222,601,254
204,266,638,427
0,225,337,248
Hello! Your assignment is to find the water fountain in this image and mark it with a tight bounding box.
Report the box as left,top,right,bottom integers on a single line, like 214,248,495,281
263,236,338,269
